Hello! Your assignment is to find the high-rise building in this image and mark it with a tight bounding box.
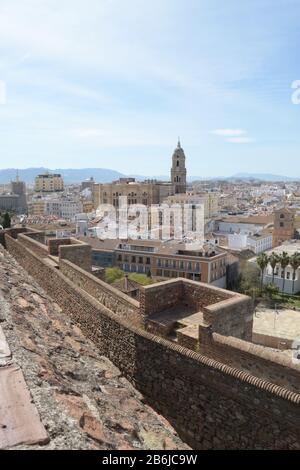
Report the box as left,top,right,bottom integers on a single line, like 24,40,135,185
11,173,27,212
170,139,187,194
34,173,64,192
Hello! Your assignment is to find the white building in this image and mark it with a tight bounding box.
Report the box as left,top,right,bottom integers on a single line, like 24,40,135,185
260,241,300,294
228,232,273,254
45,199,83,220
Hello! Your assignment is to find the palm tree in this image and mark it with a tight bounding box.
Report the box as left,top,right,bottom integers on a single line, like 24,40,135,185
256,252,269,292
269,252,280,284
279,252,290,293
290,252,300,294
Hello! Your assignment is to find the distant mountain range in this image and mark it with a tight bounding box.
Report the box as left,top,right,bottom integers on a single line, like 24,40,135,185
0,168,298,185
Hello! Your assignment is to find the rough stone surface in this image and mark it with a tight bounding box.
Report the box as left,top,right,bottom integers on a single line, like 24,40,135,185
0,247,189,450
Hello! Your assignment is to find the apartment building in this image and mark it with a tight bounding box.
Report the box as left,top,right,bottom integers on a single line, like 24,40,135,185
34,173,64,192
115,240,227,286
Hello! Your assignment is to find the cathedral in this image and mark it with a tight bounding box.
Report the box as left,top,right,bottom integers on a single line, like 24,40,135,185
170,139,187,194
93,140,188,208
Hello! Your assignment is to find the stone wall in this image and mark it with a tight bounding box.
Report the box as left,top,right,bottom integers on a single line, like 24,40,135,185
47,238,71,256
3,231,300,450
17,233,48,258
198,331,300,394
140,280,184,317
59,259,141,326
59,239,91,272
203,295,253,340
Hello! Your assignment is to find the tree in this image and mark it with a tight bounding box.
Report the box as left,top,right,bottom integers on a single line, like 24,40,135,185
1,212,11,229
105,267,124,284
269,252,280,284
279,251,290,293
256,252,269,291
264,283,279,300
239,263,261,299
290,252,300,294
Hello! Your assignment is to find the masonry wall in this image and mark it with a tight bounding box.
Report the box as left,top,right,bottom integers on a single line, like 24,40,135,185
59,258,141,327
198,332,300,394
47,238,71,256
203,296,253,340
4,231,300,450
59,241,91,272
18,233,48,258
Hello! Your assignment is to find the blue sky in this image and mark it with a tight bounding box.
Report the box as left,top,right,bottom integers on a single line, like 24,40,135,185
0,0,300,177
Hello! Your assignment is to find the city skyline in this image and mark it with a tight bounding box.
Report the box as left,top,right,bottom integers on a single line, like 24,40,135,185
1,0,300,176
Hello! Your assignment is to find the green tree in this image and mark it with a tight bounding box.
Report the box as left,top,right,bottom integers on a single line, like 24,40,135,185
105,267,124,284
264,283,279,300
239,263,261,298
279,252,290,293
269,252,280,284
256,252,269,291
290,252,300,294
1,212,11,229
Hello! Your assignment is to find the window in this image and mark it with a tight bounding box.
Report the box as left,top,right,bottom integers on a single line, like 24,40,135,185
280,214,285,219
280,222,284,227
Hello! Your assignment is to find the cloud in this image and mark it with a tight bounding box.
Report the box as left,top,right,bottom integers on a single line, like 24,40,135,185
211,129,254,143
226,137,254,143
211,129,246,136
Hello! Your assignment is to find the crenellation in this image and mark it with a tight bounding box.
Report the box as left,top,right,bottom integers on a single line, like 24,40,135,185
2,227,300,449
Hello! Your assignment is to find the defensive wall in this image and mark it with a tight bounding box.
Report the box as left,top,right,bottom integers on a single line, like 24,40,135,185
1,228,300,449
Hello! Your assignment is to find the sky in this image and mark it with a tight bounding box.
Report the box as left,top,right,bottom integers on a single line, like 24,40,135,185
0,0,300,177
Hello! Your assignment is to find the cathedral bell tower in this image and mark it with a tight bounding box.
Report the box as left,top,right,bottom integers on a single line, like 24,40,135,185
171,139,187,194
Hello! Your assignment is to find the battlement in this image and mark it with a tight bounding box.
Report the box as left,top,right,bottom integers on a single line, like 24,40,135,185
1,227,300,449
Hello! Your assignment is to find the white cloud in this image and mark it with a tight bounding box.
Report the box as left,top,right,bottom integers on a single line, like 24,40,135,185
211,129,246,136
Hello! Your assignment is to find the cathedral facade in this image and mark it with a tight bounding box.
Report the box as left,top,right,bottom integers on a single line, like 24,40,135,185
93,140,188,208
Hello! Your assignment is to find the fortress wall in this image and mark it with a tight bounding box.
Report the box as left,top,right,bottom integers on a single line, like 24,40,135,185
198,331,300,394
3,231,300,450
59,258,141,327
18,233,48,257
47,238,71,256
59,241,92,272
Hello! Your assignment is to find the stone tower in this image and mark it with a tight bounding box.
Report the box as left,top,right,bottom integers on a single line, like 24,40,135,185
171,139,187,194
273,207,296,247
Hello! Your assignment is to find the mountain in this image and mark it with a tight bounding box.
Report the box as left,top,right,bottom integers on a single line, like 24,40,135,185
229,173,299,182
0,168,125,184
0,168,298,185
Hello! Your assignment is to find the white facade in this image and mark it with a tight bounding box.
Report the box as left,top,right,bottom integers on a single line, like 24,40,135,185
261,242,300,294
45,199,83,220
247,234,273,254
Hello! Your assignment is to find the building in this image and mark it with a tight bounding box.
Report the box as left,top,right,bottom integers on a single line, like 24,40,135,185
215,215,273,235
0,175,27,213
44,199,83,220
34,173,64,193
27,199,46,216
259,241,300,294
11,175,27,212
165,191,219,221
228,231,273,254
0,194,20,212
93,178,174,209
170,139,187,194
80,177,95,192
273,207,296,247
92,140,187,209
